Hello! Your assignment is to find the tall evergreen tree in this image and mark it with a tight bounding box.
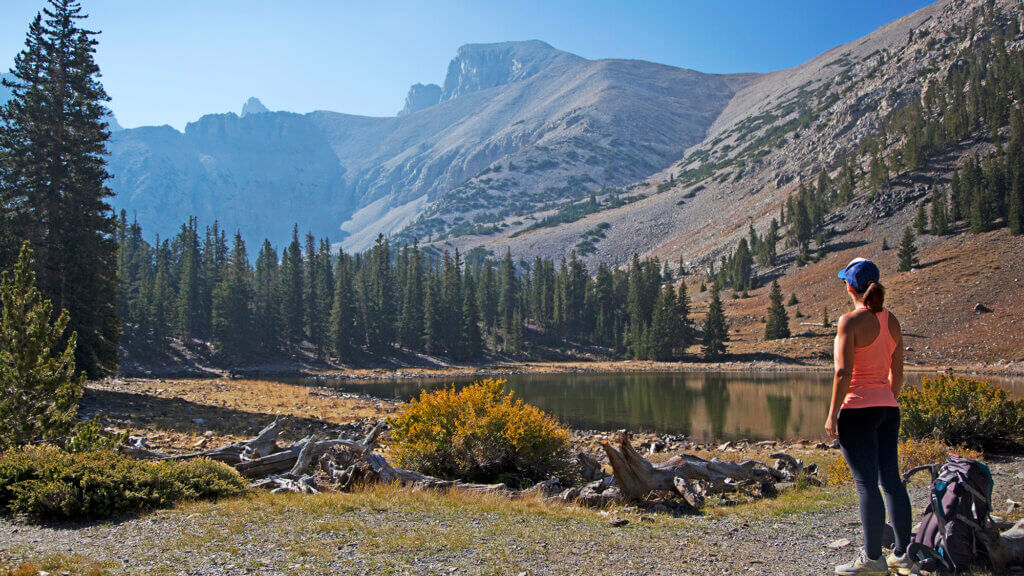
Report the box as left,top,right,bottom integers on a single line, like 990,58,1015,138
253,240,280,353
930,187,949,236
0,0,119,377
499,248,517,336
764,279,791,341
399,241,425,350
176,218,203,339
211,233,252,358
278,226,304,344
702,283,729,361
649,285,679,361
460,270,483,359
329,251,357,359
914,202,929,234
897,226,919,272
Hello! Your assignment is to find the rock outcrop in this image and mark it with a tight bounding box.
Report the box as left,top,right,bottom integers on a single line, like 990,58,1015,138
398,83,441,115
439,40,580,102
241,96,269,117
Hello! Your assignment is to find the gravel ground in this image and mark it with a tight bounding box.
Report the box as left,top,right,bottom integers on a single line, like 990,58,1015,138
3,455,1022,576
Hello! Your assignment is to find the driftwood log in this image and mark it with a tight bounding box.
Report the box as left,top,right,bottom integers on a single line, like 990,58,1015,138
121,417,292,465
124,423,815,508
978,519,1024,572
600,431,812,504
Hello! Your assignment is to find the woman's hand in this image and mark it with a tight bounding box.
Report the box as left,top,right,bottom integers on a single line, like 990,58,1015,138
825,412,839,439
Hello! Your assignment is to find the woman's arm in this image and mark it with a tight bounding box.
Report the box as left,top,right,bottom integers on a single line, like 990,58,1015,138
888,313,904,398
826,314,855,439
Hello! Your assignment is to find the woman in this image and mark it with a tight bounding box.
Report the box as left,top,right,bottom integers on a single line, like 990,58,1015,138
826,258,914,576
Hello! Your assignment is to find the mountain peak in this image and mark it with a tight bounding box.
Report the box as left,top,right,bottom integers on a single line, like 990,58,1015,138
241,97,269,117
440,40,580,102
398,83,442,116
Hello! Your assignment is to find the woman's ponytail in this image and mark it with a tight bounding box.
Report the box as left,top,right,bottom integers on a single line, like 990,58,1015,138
863,281,885,313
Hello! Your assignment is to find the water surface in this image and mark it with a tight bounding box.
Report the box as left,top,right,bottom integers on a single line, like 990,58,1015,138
306,371,1023,442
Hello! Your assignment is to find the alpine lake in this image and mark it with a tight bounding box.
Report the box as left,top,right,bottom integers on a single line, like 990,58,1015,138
293,371,1024,443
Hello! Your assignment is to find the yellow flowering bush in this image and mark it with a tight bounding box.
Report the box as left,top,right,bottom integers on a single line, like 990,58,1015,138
898,437,982,473
900,376,1024,449
388,379,572,487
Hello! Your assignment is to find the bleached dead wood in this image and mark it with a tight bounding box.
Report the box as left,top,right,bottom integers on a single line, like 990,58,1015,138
979,519,1024,572
121,417,290,465
600,431,808,502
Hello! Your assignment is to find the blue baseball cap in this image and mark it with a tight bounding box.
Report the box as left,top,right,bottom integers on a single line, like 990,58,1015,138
837,257,880,292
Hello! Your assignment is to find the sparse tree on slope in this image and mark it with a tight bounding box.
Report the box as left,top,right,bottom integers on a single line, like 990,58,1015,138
897,226,919,272
764,279,791,341
702,283,729,361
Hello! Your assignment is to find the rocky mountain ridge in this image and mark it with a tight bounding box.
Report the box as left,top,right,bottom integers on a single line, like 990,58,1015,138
104,41,753,251
449,0,1017,271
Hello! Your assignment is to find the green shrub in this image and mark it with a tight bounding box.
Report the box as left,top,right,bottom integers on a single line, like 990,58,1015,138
0,445,248,522
65,417,127,453
388,379,573,488
900,376,1024,449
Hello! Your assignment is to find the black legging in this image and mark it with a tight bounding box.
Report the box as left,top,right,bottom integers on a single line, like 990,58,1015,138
837,406,912,559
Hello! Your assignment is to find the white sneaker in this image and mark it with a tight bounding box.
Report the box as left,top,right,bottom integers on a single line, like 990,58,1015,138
886,551,916,575
835,550,889,575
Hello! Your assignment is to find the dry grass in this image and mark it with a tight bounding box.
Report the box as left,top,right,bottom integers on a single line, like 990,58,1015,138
116,378,397,424
1,554,110,576
84,378,400,453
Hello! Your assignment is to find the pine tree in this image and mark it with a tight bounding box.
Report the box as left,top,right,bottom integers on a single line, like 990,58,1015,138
764,279,790,341
329,251,357,359
649,285,678,361
0,243,84,450
675,281,693,351
176,218,203,339
278,226,304,345
399,241,425,350
897,226,919,272
914,202,929,234
930,187,949,236
499,248,517,345
253,240,280,353
424,264,444,355
460,271,483,359
702,283,729,360
211,233,252,358
0,0,120,377
149,239,174,346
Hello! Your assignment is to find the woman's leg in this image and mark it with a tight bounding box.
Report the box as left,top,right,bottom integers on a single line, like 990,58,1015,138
839,407,885,559
877,407,912,554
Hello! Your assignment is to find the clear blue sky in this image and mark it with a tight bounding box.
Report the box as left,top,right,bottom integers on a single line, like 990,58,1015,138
1,0,933,130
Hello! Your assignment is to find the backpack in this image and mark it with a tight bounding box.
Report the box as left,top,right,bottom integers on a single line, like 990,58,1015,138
905,455,994,573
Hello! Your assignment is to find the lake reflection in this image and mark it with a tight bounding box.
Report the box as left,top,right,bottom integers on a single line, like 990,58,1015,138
306,371,1023,442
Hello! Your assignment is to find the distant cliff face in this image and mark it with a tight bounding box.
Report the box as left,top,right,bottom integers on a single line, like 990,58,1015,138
439,40,580,101
108,111,354,248
398,83,441,115
104,41,752,251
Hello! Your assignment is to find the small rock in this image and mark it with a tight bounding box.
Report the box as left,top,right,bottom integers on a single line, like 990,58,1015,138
608,517,629,527
974,303,993,314
828,538,852,549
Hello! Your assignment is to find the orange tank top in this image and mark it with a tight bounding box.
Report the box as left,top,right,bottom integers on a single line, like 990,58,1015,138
841,307,899,410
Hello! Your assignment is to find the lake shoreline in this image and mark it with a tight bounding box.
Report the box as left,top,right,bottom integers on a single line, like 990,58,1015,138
119,357,1024,382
